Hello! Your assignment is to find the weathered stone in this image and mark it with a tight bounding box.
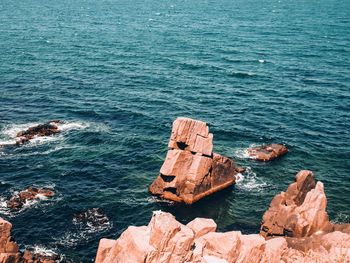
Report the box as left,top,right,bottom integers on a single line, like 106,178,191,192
247,144,288,161
186,218,217,239
149,117,240,204
260,170,332,238
95,210,350,263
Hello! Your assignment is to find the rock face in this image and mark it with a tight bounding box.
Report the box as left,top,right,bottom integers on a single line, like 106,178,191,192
149,117,242,204
0,218,21,263
97,171,350,263
15,120,62,145
0,217,58,263
247,144,288,161
6,187,55,210
260,170,332,238
95,210,350,263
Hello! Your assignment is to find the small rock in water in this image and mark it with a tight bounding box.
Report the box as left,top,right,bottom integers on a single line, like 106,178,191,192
6,187,55,210
15,121,62,146
247,143,288,161
73,208,110,229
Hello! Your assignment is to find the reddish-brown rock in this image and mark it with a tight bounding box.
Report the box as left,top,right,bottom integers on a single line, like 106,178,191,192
247,144,288,161
260,170,337,238
15,121,61,145
0,217,59,263
149,117,241,204
0,218,21,263
6,187,55,210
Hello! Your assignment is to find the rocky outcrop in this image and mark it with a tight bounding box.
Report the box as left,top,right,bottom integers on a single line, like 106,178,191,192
260,170,333,238
0,217,58,263
0,218,21,263
247,144,288,161
95,210,350,263
15,120,62,145
6,187,55,210
149,117,243,204
97,171,350,262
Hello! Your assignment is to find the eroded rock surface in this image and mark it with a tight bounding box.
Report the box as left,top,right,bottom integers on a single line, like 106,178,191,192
149,117,241,204
95,210,350,263
260,170,332,238
247,144,288,161
6,187,55,210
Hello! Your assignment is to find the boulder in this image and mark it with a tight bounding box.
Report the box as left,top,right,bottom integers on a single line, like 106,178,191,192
247,144,288,161
95,210,350,263
6,187,55,210
260,170,332,238
0,218,21,262
149,117,240,204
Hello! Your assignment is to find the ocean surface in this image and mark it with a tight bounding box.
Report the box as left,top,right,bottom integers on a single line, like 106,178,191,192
0,0,349,261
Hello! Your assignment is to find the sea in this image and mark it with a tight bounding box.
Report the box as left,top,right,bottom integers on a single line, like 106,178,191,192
0,0,349,261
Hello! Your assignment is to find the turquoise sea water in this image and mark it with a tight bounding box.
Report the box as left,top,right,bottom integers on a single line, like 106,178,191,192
0,0,349,261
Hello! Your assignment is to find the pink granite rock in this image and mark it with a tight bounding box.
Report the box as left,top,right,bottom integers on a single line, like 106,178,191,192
149,117,240,204
260,170,332,238
247,144,288,161
95,210,350,263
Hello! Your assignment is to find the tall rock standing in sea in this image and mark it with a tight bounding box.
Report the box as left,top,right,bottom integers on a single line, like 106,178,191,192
149,117,242,204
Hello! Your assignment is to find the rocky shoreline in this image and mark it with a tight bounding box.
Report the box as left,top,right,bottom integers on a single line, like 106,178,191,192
1,117,349,262
96,171,350,263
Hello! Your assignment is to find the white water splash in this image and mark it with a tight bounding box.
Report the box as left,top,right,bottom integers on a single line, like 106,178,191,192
234,144,260,159
236,167,269,192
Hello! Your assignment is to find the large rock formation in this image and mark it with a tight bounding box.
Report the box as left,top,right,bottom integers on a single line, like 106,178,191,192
97,171,350,262
0,218,21,263
149,117,242,204
95,210,350,263
247,144,288,161
0,217,59,263
260,170,333,238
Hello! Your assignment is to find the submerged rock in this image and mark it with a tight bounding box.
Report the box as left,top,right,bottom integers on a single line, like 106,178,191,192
247,144,288,161
22,249,60,263
149,117,241,204
73,208,110,229
6,187,55,210
15,121,62,145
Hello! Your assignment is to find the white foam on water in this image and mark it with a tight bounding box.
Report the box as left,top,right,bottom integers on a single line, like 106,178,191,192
0,184,58,217
56,121,89,132
28,244,58,257
332,212,350,224
234,144,259,159
236,167,269,192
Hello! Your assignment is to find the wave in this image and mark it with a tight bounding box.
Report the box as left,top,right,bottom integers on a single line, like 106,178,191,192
236,167,269,192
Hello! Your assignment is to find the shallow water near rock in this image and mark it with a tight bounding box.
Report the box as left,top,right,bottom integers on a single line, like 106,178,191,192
0,0,349,261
